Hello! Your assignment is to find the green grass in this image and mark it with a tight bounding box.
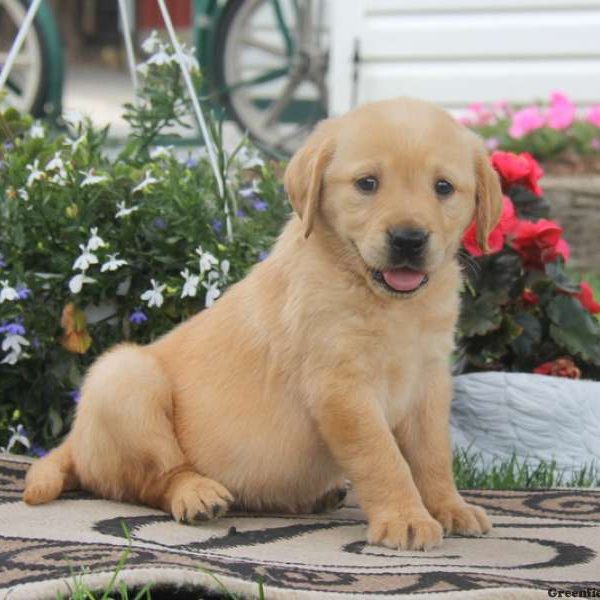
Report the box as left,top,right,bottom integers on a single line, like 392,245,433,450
453,449,600,489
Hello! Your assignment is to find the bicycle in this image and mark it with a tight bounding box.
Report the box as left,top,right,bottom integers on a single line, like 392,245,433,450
1,0,326,156
0,0,63,117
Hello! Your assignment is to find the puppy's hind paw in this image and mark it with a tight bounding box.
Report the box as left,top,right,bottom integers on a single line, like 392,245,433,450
312,485,347,513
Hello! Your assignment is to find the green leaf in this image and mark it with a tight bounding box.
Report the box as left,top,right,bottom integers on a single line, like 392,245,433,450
459,296,503,337
510,313,542,359
547,296,600,364
545,260,580,293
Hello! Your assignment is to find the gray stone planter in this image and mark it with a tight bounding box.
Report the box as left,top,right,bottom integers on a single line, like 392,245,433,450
451,372,600,476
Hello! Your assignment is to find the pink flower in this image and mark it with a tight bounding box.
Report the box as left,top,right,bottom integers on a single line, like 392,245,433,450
509,106,545,139
467,102,495,126
586,106,600,127
485,137,500,151
591,138,600,151
546,91,576,130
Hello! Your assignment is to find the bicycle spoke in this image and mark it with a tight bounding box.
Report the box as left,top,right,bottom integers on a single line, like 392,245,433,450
270,0,294,57
242,37,286,57
263,72,303,127
227,66,289,93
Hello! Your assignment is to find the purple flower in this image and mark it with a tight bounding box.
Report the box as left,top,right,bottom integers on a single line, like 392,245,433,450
236,209,247,218
3,141,13,151
211,219,223,233
152,217,167,230
16,284,31,300
0,254,6,269
31,444,47,457
69,389,81,404
31,336,41,349
252,199,268,212
0,319,25,336
185,156,198,168
258,250,269,261
129,308,148,324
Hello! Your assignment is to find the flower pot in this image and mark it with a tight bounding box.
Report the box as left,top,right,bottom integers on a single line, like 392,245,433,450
451,372,600,475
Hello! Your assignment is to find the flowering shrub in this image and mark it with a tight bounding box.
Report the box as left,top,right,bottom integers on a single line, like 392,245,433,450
461,92,600,166
458,151,600,380
0,43,289,453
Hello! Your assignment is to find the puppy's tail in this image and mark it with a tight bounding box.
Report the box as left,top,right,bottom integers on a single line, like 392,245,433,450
23,438,78,505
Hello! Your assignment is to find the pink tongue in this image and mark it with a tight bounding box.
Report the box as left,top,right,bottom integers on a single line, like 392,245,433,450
382,268,426,292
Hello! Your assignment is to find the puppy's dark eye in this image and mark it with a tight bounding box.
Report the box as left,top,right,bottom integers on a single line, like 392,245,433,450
355,176,378,193
435,179,454,197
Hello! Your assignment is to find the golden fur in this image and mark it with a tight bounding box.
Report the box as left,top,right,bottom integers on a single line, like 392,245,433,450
24,98,502,551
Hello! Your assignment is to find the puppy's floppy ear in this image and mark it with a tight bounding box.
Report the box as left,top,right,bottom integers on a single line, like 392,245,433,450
473,138,503,252
284,121,336,238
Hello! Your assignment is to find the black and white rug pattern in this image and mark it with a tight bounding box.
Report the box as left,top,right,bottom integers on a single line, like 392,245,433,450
1,454,600,599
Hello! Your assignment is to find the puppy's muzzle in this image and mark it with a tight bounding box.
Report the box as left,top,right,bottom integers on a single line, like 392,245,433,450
388,228,430,267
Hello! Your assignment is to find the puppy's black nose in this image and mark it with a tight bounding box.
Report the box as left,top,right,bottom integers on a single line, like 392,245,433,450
388,228,429,261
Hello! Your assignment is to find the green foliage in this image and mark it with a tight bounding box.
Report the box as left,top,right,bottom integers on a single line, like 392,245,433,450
0,50,289,453
453,449,600,489
457,176,600,379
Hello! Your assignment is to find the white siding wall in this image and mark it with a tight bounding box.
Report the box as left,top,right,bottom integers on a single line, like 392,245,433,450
329,0,600,113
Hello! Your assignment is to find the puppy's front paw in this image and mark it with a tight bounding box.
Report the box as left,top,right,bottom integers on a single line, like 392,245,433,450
367,510,443,551
430,500,491,536
170,474,234,524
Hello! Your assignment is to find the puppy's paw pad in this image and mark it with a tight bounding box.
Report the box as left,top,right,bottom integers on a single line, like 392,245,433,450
432,501,491,536
170,476,233,524
367,511,443,551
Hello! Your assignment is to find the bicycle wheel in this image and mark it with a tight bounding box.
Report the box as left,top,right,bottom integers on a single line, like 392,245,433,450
0,0,48,115
214,0,329,157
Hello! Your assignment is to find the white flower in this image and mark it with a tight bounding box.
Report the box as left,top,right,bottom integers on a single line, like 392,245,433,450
73,244,99,271
64,132,86,153
62,110,84,128
18,188,29,201
3,424,31,452
220,260,230,277
50,169,69,186
29,122,45,139
0,280,18,303
46,152,65,171
236,146,265,170
26,159,44,187
195,246,219,274
141,279,166,308
101,253,127,272
115,201,139,218
180,268,200,298
146,49,172,66
2,333,30,355
203,281,221,307
132,170,159,193
68,272,96,294
136,63,149,77
238,178,261,198
80,169,109,187
87,227,107,251
149,146,173,160
206,269,219,283
141,30,161,54
1,350,21,365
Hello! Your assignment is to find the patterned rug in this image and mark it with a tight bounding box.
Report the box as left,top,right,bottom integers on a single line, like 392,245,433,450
1,455,600,599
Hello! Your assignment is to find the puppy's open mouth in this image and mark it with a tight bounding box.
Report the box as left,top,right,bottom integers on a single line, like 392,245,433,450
372,267,429,295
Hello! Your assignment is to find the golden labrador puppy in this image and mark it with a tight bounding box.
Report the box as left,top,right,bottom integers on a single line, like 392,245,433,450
24,97,502,551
